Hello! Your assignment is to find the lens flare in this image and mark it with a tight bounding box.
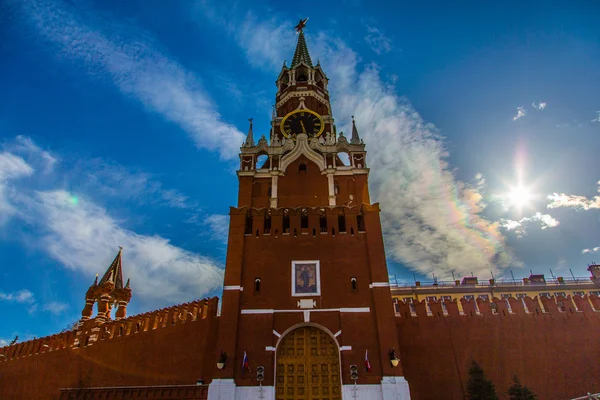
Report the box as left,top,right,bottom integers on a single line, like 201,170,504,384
506,185,533,210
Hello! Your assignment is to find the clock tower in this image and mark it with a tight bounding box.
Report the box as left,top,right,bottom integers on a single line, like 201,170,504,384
209,19,411,400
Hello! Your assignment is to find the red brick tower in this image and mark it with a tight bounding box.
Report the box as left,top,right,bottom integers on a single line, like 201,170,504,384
209,19,410,400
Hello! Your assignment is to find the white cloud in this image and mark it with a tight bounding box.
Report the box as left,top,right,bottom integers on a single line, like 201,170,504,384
364,26,392,55
582,247,600,254
0,289,35,304
19,190,223,307
20,0,244,160
532,102,547,111
11,135,57,173
0,338,8,346
499,212,560,237
77,159,193,209
205,214,230,244
0,152,35,224
547,181,600,210
196,5,295,71
43,301,69,315
513,106,527,121
592,111,600,123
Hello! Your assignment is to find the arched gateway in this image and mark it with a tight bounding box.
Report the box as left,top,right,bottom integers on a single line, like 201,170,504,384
276,326,342,400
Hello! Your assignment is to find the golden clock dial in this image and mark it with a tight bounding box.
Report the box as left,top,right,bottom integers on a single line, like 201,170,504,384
280,109,324,138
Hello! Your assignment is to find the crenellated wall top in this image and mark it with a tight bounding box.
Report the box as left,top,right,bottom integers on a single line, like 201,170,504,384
0,297,219,362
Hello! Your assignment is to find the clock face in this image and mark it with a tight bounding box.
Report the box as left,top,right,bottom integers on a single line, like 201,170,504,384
280,110,325,138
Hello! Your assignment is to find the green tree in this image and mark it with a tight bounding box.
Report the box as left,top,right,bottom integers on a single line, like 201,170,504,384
466,360,499,400
508,376,537,400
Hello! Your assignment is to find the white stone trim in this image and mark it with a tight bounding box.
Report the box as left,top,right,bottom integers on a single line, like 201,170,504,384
207,379,236,400
334,330,341,337
339,307,370,313
272,330,281,338
369,282,390,288
232,385,275,400
265,346,276,352
339,346,352,351
304,310,310,322
241,307,370,314
223,285,243,291
241,309,275,314
280,134,326,172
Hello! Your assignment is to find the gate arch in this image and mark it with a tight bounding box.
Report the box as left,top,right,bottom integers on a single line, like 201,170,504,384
275,325,342,400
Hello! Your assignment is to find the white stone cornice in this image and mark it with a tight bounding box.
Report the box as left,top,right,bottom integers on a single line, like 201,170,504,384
276,90,331,114
280,134,326,172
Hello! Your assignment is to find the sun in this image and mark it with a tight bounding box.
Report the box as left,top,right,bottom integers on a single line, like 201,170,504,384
506,185,533,209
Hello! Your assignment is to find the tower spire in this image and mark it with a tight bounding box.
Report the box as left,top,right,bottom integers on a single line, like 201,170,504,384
99,246,124,289
350,115,361,144
291,18,313,68
243,118,254,147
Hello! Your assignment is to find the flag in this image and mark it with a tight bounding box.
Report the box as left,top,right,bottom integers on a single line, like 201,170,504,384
242,351,251,372
364,349,371,372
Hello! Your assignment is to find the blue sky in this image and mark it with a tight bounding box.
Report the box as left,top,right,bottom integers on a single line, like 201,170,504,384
1,0,600,342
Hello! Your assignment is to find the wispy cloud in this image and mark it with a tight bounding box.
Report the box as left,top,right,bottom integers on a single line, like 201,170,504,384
43,301,69,315
547,181,600,210
197,8,519,278
592,111,600,123
500,212,560,237
582,247,600,254
75,159,194,210
532,102,547,111
11,135,57,173
513,106,527,121
0,289,35,304
364,26,392,55
19,0,244,160
204,214,230,244
0,152,35,224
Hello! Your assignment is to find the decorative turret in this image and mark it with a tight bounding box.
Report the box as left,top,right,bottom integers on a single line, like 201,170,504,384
80,247,132,323
350,115,361,144
243,118,254,148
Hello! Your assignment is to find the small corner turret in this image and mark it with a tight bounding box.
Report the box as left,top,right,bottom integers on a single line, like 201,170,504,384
81,247,132,324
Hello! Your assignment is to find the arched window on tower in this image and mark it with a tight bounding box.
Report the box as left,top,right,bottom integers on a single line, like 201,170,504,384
319,210,327,233
256,154,268,169
338,212,347,233
296,67,308,82
357,214,366,232
301,209,308,230
283,209,290,234
299,162,307,173
264,213,271,234
245,212,253,235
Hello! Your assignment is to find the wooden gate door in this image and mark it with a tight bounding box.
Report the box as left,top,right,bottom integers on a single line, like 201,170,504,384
275,326,341,400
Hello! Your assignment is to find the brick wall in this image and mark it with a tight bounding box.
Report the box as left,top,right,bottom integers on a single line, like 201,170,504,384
396,295,600,400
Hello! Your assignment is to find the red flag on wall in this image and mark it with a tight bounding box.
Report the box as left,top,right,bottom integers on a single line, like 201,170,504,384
364,349,371,372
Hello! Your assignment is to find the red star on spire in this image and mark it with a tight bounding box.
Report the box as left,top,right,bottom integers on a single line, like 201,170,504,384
294,18,309,33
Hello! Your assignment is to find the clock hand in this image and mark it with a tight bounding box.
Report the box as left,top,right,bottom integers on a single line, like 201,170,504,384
300,121,308,134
